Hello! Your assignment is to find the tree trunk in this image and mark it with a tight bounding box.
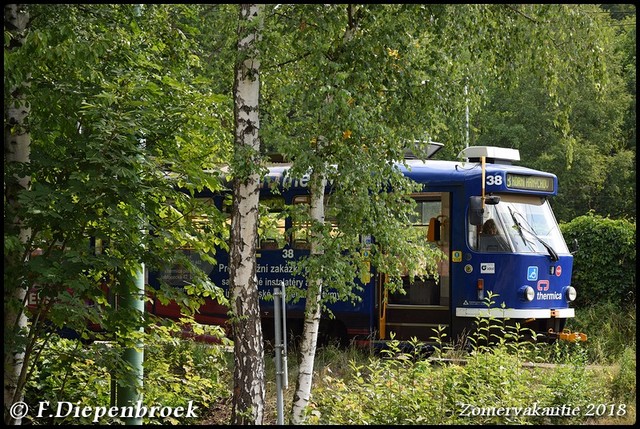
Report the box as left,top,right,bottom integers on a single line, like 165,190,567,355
291,171,327,424
229,4,265,425
4,4,31,425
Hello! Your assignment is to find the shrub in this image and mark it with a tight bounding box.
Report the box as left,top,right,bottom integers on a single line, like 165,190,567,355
24,336,115,425
24,325,231,425
560,213,635,308
142,325,232,424
566,300,636,363
609,346,637,404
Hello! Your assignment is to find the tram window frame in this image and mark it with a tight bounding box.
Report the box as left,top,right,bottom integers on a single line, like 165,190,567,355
291,196,310,248
291,195,339,249
258,196,287,250
409,198,442,236
467,197,511,253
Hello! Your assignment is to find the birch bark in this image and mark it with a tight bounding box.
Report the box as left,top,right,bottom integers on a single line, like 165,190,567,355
4,4,31,425
229,4,265,425
291,170,327,424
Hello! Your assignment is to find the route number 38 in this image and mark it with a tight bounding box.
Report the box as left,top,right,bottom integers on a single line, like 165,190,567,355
283,249,294,258
486,174,503,186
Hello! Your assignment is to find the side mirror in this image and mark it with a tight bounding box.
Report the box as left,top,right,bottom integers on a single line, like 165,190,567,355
485,195,501,205
469,196,484,226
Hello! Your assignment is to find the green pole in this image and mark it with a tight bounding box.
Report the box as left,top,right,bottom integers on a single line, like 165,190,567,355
117,263,145,425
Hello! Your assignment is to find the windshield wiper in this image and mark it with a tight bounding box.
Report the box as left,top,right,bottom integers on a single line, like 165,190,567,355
537,236,559,261
508,206,534,248
508,206,559,261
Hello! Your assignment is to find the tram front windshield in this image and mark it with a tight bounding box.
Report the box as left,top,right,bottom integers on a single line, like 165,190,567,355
470,194,570,255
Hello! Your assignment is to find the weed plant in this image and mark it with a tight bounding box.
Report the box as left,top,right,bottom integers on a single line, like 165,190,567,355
306,294,635,425
566,300,636,364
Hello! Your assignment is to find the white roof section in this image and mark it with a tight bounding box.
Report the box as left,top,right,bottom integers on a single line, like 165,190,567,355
460,146,520,162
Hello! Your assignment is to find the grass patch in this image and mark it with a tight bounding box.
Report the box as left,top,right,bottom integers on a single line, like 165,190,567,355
304,302,636,425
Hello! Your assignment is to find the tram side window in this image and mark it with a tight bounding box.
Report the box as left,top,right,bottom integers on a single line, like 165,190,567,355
468,210,510,252
291,196,310,249
410,199,441,235
259,197,286,250
291,195,338,249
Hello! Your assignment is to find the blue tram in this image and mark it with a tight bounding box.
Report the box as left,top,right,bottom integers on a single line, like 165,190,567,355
148,145,585,346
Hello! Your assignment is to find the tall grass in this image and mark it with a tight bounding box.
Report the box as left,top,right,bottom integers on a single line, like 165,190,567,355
24,325,232,425
566,300,636,364
305,302,636,425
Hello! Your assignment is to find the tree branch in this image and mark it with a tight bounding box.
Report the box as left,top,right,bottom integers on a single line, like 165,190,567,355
503,4,539,24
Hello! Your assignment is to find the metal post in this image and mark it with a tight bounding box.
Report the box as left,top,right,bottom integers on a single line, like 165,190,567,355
281,281,288,389
273,286,284,425
465,83,470,148
115,125,146,424
116,263,145,425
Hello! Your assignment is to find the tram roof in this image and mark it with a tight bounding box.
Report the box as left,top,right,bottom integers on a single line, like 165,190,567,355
196,145,556,196
262,158,556,191
399,158,555,184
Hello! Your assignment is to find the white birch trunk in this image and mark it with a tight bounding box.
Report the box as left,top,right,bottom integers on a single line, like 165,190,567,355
4,4,31,425
291,171,327,424
291,9,358,423
229,4,265,425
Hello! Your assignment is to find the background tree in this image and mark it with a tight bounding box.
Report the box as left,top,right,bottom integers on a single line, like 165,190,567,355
229,3,266,425
473,4,635,222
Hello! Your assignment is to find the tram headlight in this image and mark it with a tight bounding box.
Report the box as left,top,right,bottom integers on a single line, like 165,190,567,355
564,286,577,302
520,286,535,302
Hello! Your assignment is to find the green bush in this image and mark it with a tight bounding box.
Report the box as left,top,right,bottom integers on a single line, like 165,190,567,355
142,326,232,424
24,326,231,425
24,337,115,425
306,309,634,426
609,347,637,404
560,213,635,308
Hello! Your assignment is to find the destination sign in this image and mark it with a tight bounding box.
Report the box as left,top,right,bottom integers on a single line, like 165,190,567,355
506,174,554,192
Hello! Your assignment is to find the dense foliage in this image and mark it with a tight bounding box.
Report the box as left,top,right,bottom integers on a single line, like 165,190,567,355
4,5,232,420
306,338,634,425
473,5,636,222
561,213,636,308
20,302,636,425
24,327,231,425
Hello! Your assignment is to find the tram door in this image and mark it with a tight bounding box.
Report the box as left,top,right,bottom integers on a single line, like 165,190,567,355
379,193,451,341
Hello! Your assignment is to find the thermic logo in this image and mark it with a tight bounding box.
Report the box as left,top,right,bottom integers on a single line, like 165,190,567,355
535,280,561,300
536,280,549,291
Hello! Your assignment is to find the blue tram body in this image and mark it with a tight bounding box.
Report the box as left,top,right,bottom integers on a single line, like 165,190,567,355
149,146,583,345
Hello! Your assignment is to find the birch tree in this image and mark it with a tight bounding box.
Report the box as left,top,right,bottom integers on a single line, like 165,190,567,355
4,4,31,424
229,4,266,425
290,167,327,423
